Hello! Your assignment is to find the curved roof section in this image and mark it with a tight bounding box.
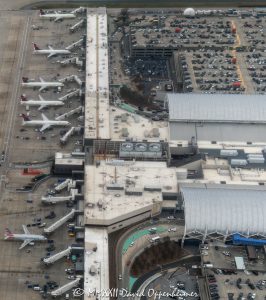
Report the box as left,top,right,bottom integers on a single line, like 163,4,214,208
182,186,266,236
168,93,266,123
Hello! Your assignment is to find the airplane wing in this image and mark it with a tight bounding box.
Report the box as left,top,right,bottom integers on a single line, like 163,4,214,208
38,105,46,111
47,52,56,58
22,225,30,235
54,16,62,22
41,113,49,121
38,95,47,109
39,77,44,82
19,239,33,250
40,124,51,132
48,45,54,50
39,85,47,92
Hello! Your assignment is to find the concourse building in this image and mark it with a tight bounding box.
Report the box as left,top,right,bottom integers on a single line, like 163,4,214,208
181,184,266,244
168,93,266,143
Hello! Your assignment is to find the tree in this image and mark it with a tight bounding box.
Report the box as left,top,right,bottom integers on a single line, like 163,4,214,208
120,8,129,23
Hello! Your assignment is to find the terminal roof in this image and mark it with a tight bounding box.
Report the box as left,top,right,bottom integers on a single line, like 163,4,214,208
84,161,177,225
168,93,266,123
84,227,109,300
85,8,110,140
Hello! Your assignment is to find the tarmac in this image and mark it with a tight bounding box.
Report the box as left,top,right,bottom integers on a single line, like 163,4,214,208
0,8,85,300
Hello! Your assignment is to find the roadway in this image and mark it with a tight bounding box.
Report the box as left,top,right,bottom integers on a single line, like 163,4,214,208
111,218,185,296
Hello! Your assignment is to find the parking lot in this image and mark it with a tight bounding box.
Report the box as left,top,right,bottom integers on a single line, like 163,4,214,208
184,50,245,93
205,270,266,300
132,15,236,48
108,8,266,100
145,265,200,300
200,243,266,300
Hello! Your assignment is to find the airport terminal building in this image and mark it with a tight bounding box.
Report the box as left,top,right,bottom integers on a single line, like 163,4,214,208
168,93,266,143
181,185,266,243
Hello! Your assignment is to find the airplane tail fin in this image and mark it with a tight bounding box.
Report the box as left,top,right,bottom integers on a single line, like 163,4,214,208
22,77,29,83
39,9,45,15
20,113,31,122
4,228,14,239
32,42,40,51
20,94,27,101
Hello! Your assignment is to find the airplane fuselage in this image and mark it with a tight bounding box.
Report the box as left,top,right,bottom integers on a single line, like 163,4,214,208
23,120,70,127
33,49,71,55
4,233,47,241
21,82,64,88
20,100,64,107
40,13,76,20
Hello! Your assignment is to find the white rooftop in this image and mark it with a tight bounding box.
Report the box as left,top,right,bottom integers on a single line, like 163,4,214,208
182,186,266,237
203,162,266,185
85,8,110,140
84,160,177,225
168,93,266,123
84,227,109,300
110,106,169,141
55,152,84,165
169,140,266,152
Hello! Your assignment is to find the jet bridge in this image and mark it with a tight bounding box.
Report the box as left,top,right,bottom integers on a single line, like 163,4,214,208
71,7,86,14
50,278,80,297
65,38,83,51
58,57,84,67
59,75,83,86
58,89,80,101
73,75,83,86
42,246,71,265
56,106,83,121
59,75,75,83
58,57,78,66
70,19,85,33
44,209,75,233
60,127,82,144
42,189,78,204
54,178,76,192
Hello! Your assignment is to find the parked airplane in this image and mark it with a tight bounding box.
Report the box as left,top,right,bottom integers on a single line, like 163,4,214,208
32,43,71,58
39,9,76,22
21,77,64,92
4,226,47,250
20,94,64,110
21,113,70,132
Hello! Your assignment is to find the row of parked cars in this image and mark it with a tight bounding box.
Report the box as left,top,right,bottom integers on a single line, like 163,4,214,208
207,273,220,300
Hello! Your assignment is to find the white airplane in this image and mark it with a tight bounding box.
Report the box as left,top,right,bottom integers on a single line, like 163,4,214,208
21,77,64,92
39,9,76,22
32,43,71,58
20,94,64,110
21,113,71,132
4,226,47,250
